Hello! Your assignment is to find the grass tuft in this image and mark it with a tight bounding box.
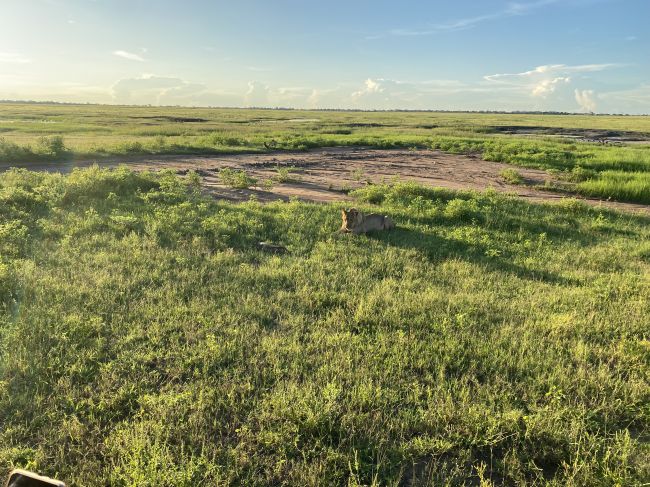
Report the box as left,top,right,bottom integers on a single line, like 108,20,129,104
500,168,524,185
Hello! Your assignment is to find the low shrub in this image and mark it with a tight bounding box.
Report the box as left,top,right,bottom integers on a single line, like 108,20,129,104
500,168,524,184
219,168,258,189
36,135,67,157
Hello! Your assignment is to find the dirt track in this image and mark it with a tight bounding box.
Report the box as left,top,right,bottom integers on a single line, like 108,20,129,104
2,147,648,213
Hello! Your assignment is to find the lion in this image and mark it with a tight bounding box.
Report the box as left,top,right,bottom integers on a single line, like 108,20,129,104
340,208,396,234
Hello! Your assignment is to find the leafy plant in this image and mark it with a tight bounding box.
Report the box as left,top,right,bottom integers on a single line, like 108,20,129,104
273,165,300,183
219,168,257,189
36,135,67,157
500,168,524,184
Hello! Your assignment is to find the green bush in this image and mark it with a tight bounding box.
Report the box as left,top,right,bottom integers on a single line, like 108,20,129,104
0,137,33,163
219,168,257,189
352,182,456,206
209,133,246,147
500,168,524,184
36,135,67,157
443,197,481,220
565,165,597,182
62,166,160,204
273,166,300,183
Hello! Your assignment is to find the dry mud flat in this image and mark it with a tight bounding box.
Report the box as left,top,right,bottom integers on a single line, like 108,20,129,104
2,148,649,213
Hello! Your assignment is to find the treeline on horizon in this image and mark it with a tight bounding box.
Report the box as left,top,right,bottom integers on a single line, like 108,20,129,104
0,99,645,116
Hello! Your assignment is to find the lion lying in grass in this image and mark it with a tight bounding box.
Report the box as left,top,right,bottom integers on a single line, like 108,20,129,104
340,208,396,234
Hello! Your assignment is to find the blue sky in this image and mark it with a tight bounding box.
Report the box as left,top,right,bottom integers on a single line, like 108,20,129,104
1,0,648,113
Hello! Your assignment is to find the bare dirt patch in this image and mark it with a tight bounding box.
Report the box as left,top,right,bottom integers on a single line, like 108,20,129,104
489,125,650,144
2,147,648,213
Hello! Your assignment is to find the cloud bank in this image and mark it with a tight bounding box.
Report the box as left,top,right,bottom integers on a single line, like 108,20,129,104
98,64,644,113
112,75,239,106
4,61,648,113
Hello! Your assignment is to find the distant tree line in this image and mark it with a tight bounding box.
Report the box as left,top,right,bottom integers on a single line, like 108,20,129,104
0,99,645,116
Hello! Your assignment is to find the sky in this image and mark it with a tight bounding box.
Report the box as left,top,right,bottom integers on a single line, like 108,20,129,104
0,0,648,113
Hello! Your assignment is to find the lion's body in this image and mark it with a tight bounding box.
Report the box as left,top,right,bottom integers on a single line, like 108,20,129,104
340,208,396,234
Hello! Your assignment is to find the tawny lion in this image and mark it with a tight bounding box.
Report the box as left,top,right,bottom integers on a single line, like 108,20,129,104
340,208,396,234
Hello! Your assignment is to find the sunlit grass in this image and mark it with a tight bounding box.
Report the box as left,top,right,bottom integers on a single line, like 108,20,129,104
577,171,650,204
1,103,650,204
0,168,648,485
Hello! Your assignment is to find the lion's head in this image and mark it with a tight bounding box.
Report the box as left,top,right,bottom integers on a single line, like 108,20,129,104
341,208,362,230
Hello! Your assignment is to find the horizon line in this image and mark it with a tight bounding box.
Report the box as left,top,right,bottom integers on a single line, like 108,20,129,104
0,99,647,116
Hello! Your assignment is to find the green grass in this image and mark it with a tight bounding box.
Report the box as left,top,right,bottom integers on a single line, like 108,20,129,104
273,165,301,183
0,168,648,485
500,169,524,185
218,168,258,189
577,171,650,204
1,103,650,204
1,104,650,205
0,135,69,163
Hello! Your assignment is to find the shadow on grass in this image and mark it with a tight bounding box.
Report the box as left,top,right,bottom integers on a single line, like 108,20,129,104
366,227,578,286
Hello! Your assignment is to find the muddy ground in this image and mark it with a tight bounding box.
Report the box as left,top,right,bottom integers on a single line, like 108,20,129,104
1,147,648,213
489,126,650,144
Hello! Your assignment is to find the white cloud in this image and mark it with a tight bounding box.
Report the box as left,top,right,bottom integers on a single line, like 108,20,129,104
350,78,417,108
575,89,597,112
389,0,560,36
484,63,621,99
532,77,570,97
0,52,32,64
111,75,241,106
431,13,504,32
352,78,384,98
485,63,617,82
505,0,560,15
348,78,473,109
246,66,272,72
274,86,312,103
112,75,185,103
244,81,270,106
305,87,349,108
113,50,145,62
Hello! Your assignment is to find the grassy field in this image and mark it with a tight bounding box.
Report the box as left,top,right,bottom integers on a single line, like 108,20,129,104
0,167,648,485
1,103,650,204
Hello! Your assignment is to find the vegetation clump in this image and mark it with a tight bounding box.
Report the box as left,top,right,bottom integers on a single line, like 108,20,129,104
273,165,300,183
500,168,524,184
218,168,257,189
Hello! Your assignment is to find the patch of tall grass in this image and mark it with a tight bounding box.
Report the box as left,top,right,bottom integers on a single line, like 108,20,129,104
219,168,257,188
0,135,69,163
577,171,650,204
